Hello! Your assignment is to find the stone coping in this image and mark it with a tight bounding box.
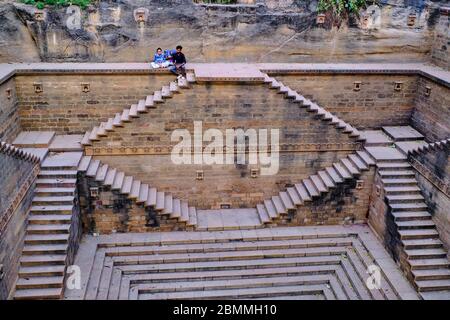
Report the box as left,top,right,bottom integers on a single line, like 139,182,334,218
0,62,449,87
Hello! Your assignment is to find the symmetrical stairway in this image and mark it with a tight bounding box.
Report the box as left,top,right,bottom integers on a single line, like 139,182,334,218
262,74,365,142
363,127,450,299
256,150,375,224
77,156,198,228
67,226,418,300
14,152,83,300
81,75,196,146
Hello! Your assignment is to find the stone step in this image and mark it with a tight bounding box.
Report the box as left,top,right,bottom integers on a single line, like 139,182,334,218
287,187,302,206
161,85,171,97
112,113,122,127
86,159,101,177
379,170,415,178
390,202,428,211
256,204,271,224
80,131,91,146
393,210,432,221
153,90,163,102
409,258,450,270
279,191,295,211
22,244,68,255
18,265,65,277
146,188,157,207
129,180,141,199
310,175,327,193
377,162,412,170
387,194,425,203
95,164,109,182
96,123,107,136
271,195,286,215
137,274,331,295
121,109,130,122
264,200,278,219
348,154,368,171
186,73,196,83
384,186,421,195
340,158,360,176
104,168,117,186
114,247,348,266
163,194,173,215
399,229,439,240
180,201,189,222
137,184,149,204
20,254,67,267
170,81,179,92
38,170,78,178
138,284,331,300
303,178,320,198
16,276,64,290
36,178,77,187
332,163,352,180
171,198,181,219
120,176,133,194
295,183,312,202
188,207,197,226
155,192,165,211
77,156,92,172
145,95,155,108
34,187,75,197
112,171,125,190
30,205,73,215
420,290,450,300
32,197,74,206
137,99,147,113
318,170,335,189
396,220,436,229
24,234,69,245
14,287,63,300
28,215,72,225
129,104,138,117
105,118,114,131
325,167,343,184
27,224,70,235
405,248,448,260
416,280,450,292
88,127,99,141
382,178,417,186
413,269,450,281
402,238,444,250
356,151,376,166
105,238,353,257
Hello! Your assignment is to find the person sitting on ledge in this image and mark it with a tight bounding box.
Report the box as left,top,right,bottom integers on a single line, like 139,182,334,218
169,45,187,79
151,47,171,69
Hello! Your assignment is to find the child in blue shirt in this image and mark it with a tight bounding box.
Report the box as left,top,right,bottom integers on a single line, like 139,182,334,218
151,48,171,68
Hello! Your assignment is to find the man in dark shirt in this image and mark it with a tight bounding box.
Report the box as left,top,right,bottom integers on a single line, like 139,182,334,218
170,45,187,79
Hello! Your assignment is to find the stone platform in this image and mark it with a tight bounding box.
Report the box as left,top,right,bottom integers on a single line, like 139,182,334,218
66,225,419,300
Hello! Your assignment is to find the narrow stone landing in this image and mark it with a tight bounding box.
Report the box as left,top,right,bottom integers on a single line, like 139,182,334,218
13,131,55,148
192,64,265,82
66,225,419,300
196,209,261,230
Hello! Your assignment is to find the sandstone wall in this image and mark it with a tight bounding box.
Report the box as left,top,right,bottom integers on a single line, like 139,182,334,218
91,82,360,208
0,151,38,300
275,74,418,129
15,73,174,134
0,0,445,64
411,75,450,141
431,7,450,70
0,77,21,142
411,145,450,251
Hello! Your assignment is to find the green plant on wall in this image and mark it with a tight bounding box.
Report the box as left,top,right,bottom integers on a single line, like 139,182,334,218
317,0,371,26
21,0,92,10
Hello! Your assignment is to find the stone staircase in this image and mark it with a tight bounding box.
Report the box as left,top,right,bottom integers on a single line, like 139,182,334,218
70,226,418,300
262,74,365,142
256,150,375,224
363,127,450,299
81,74,196,146
13,152,83,300
77,156,198,228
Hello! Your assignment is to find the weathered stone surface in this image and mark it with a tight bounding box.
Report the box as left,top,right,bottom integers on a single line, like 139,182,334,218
0,0,446,63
